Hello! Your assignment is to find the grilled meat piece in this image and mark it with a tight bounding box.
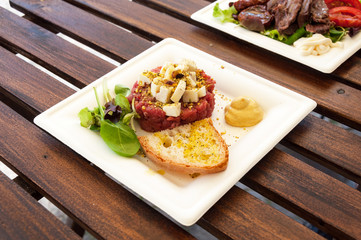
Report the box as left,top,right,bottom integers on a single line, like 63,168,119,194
310,0,329,24
271,0,303,34
233,0,270,12
306,0,331,34
297,0,313,27
282,23,299,35
267,0,285,14
238,5,274,31
252,0,332,35
306,23,331,34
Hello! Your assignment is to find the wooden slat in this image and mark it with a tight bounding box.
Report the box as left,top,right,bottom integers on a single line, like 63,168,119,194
282,114,361,185
10,0,154,62
0,171,80,240
132,0,205,21
333,56,361,88
199,185,324,240
0,101,195,240
0,7,115,87
0,46,74,116
65,0,361,130
242,149,361,240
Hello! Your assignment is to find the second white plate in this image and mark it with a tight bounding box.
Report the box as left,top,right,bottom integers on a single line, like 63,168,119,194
191,0,361,73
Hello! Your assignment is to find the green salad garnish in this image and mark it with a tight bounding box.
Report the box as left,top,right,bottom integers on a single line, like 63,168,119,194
213,3,238,24
78,82,140,157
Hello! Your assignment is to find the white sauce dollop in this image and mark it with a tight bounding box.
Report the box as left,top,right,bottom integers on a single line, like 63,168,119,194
293,34,343,56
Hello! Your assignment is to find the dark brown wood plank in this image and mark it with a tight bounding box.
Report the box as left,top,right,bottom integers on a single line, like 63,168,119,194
133,0,205,21
0,46,74,119
10,0,154,62
283,114,361,185
0,7,115,87
333,55,361,88
242,149,361,240
0,171,81,240
66,0,361,131
0,101,195,240
199,186,324,240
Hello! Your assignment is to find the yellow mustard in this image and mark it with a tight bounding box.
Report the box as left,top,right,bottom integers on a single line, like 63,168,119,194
225,96,263,127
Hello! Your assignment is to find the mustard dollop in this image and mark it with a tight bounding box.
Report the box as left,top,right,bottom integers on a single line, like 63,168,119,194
225,97,263,127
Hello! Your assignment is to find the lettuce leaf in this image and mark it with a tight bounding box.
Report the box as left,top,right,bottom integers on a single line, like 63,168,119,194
324,26,347,42
213,3,238,24
261,29,287,42
261,27,308,45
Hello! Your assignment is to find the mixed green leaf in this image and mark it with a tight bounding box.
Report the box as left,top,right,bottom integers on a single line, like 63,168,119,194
78,82,140,157
324,26,348,42
213,3,239,24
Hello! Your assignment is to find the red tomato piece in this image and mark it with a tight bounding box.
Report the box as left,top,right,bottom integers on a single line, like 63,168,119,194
329,6,361,27
329,6,361,15
325,0,361,10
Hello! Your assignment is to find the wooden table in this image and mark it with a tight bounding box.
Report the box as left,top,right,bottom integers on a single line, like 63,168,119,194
1,0,360,239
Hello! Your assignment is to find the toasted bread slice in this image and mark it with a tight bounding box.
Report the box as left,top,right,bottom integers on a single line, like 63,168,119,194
138,118,229,174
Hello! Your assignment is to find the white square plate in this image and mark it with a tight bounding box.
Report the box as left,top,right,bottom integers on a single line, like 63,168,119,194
191,0,361,73
34,38,316,226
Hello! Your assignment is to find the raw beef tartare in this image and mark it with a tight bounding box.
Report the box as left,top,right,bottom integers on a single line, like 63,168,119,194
128,59,216,132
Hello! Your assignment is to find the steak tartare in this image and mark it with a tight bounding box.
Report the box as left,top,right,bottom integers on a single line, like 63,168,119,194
128,59,216,132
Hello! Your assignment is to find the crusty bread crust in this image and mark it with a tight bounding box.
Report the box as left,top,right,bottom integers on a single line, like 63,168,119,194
138,118,229,175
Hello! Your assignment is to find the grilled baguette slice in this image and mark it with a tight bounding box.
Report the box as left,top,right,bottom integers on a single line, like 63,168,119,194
138,118,229,174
